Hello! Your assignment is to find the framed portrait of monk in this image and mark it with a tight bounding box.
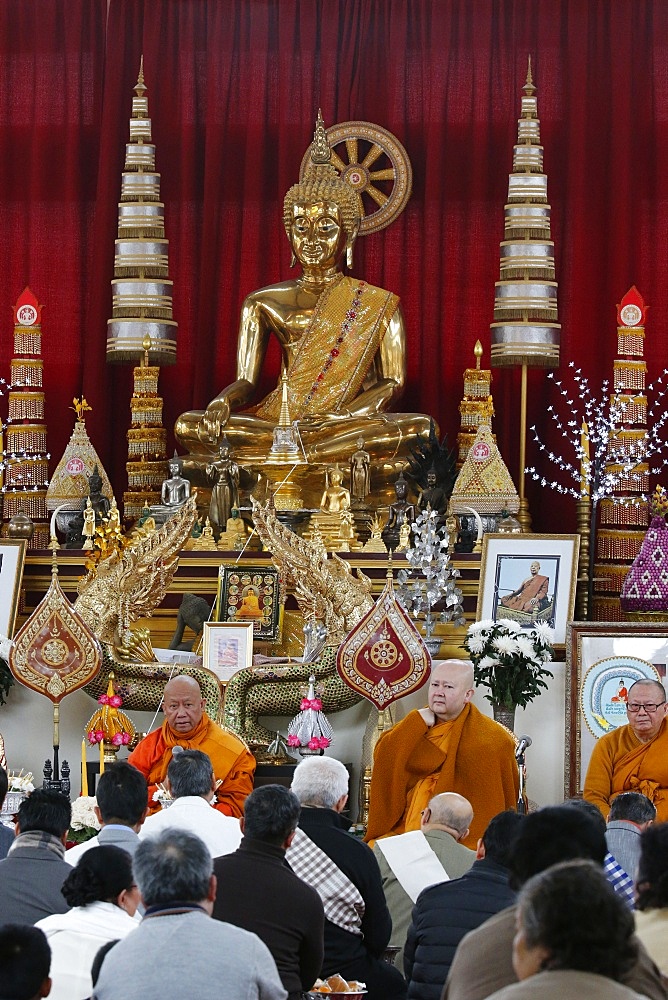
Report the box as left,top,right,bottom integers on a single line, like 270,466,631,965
564,622,667,798
203,622,254,684
0,539,27,638
477,533,579,645
216,564,281,641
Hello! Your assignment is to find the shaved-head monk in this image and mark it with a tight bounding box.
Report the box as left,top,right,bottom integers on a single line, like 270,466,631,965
129,674,255,816
365,660,519,849
584,678,668,822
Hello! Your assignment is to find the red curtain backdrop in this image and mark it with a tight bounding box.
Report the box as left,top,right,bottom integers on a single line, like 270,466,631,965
1,0,667,530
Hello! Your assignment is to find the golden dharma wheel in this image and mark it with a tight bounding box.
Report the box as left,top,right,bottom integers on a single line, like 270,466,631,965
300,120,413,236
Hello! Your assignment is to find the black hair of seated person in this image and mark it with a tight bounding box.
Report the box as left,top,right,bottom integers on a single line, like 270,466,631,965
16,788,71,839
0,764,8,805
518,860,637,980
636,823,668,911
562,796,607,834
242,784,301,846
609,791,657,825
507,804,607,891
91,939,120,989
479,810,525,868
61,845,134,908
95,760,148,826
0,924,51,1000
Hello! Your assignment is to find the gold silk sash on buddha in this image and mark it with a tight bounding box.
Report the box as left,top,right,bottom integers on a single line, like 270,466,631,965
255,276,399,422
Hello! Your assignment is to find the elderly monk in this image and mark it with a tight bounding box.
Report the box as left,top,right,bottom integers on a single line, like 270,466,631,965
584,678,668,822
129,675,255,817
500,561,549,613
365,660,519,850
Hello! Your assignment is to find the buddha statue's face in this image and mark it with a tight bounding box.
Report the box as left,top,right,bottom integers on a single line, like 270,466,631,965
290,200,347,270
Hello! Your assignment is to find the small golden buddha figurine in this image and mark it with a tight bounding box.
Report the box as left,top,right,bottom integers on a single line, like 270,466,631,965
191,516,218,551
82,498,96,551
217,507,248,550
350,438,371,503
362,514,387,553
320,465,350,514
175,112,432,504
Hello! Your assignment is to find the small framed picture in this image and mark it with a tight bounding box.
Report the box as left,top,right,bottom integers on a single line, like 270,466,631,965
477,533,579,646
203,622,254,683
0,540,27,637
216,565,281,641
565,621,668,798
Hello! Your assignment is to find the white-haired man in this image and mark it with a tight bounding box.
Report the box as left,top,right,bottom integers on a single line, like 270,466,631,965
365,660,519,849
288,756,407,1000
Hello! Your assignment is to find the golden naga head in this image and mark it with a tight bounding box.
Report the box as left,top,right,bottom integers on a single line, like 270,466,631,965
283,110,361,241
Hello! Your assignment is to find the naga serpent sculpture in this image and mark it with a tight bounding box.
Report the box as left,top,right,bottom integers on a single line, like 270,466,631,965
222,495,375,747
74,497,225,720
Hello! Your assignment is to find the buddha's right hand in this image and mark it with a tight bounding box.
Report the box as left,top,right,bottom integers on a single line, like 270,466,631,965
200,398,231,445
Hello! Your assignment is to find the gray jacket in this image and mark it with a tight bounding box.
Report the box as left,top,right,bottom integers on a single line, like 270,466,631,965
0,832,71,926
93,908,287,1000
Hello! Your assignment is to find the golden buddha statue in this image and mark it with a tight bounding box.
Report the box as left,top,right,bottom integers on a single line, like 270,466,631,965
175,113,431,505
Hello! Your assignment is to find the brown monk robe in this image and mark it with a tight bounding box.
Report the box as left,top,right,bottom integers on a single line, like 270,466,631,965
365,660,519,850
500,561,549,613
584,678,668,821
129,675,255,816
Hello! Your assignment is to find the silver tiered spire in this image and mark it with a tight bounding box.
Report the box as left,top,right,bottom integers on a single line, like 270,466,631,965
106,58,178,365
490,58,561,368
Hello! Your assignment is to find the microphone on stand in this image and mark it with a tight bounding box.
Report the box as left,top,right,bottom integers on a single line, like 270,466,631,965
515,735,532,815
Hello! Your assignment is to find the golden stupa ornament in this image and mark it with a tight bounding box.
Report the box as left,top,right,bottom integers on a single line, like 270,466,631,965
449,424,519,515
47,397,113,514
336,565,430,710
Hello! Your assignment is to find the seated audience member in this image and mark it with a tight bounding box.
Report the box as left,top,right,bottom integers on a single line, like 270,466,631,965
66,761,148,864
0,789,71,926
0,924,51,1000
442,804,666,1000
606,791,657,886
0,766,14,860
567,796,635,907
93,828,286,1000
365,660,519,849
35,845,140,1000
212,784,325,1000
634,822,668,977
138,748,242,857
584,679,668,822
288,756,407,1000
487,860,644,1000
129,673,255,817
405,810,523,1000
374,792,476,968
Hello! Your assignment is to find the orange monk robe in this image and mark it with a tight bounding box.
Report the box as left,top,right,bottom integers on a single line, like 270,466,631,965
365,703,519,850
128,711,255,817
583,719,668,822
500,574,549,612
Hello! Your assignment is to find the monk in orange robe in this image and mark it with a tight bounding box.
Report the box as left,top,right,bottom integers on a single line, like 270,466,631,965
584,678,668,821
500,561,549,613
365,660,519,850
129,674,255,816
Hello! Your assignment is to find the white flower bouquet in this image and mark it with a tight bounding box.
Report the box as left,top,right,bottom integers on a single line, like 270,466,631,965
462,619,555,709
69,795,101,844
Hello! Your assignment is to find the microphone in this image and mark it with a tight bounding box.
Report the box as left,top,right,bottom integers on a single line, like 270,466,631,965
515,735,532,760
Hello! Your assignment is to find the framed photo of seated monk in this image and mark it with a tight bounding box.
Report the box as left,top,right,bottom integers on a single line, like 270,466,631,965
564,621,668,797
216,564,281,641
477,533,579,646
